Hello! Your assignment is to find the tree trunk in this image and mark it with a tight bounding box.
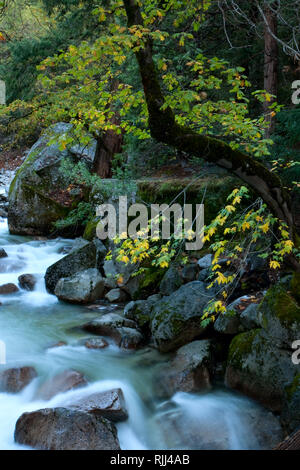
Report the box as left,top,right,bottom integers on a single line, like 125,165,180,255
263,3,278,137
122,0,300,269
92,117,123,179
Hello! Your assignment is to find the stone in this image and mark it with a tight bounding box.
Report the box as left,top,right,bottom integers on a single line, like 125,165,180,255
197,254,213,269
45,239,107,294
181,264,199,283
149,281,214,352
8,123,97,236
54,268,105,304
0,283,19,294
18,274,37,291
68,388,128,422
0,366,37,393
159,267,183,296
105,288,128,303
14,407,120,450
154,340,212,398
83,337,109,350
36,370,87,400
0,248,7,258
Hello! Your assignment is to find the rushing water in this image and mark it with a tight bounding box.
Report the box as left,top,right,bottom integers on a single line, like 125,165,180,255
0,218,272,450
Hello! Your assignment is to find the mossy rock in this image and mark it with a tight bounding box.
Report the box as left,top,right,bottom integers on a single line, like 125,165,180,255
226,329,300,412
83,218,99,241
8,123,96,236
259,282,300,347
282,374,300,433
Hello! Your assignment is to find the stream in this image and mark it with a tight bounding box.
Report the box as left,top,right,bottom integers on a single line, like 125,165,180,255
0,217,274,450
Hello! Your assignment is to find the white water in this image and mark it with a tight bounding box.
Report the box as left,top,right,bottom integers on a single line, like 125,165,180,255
0,219,271,450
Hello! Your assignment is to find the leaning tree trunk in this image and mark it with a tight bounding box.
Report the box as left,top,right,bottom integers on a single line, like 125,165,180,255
263,3,278,138
122,0,299,271
93,119,123,179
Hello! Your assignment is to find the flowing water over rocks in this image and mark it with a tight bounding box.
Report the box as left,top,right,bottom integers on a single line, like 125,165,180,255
0,218,283,449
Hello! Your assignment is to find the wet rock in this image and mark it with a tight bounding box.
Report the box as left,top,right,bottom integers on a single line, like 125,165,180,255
8,123,97,237
150,281,214,352
45,239,107,294
225,329,300,412
83,337,109,350
181,264,199,283
69,238,90,253
281,375,300,433
197,254,212,269
0,283,19,294
14,407,120,450
54,268,105,304
47,341,67,350
159,267,183,296
154,340,212,398
36,370,87,400
105,288,128,303
68,388,128,422
82,314,143,349
0,366,37,393
18,274,37,291
0,248,8,258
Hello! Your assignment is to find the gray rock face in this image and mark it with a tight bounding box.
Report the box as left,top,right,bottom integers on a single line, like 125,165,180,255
160,267,183,296
8,123,97,236
150,281,214,352
281,375,300,433
181,264,199,283
45,239,106,294
36,370,87,401
18,274,37,291
54,268,105,304
225,329,300,412
214,296,261,335
105,288,128,303
14,407,120,450
197,254,213,269
154,340,212,398
0,366,37,393
68,388,128,422
82,313,144,349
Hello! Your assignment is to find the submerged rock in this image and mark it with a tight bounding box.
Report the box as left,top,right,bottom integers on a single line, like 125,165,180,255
54,268,105,304
45,239,106,294
18,274,37,291
36,370,87,400
0,366,37,393
154,340,212,398
14,407,120,450
0,283,19,294
83,337,109,350
68,388,128,422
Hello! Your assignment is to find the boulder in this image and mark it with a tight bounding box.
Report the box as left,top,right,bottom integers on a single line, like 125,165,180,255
18,274,37,291
159,267,183,296
180,264,199,283
0,248,7,258
0,283,19,294
36,370,87,400
105,288,128,303
14,407,120,450
154,340,212,398
197,254,213,269
225,329,300,412
8,123,96,236
0,366,37,393
83,337,109,350
45,239,106,294
149,281,214,352
54,268,105,304
68,388,128,422
281,374,300,433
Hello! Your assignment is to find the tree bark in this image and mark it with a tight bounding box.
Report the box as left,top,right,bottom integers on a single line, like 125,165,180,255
263,3,278,137
122,0,297,241
93,117,123,179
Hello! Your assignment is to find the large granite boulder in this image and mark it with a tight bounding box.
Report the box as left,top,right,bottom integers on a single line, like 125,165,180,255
14,407,120,450
54,268,105,304
149,281,214,352
45,239,106,294
8,123,96,236
0,366,37,393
